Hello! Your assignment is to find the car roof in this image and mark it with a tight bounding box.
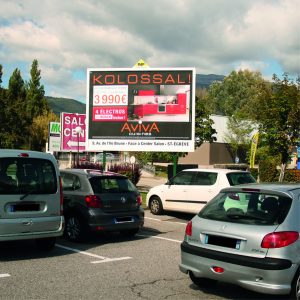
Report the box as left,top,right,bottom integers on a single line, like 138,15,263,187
180,168,250,173
221,182,300,194
60,168,126,178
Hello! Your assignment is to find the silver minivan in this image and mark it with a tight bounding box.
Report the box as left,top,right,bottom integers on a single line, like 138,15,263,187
0,149,64,250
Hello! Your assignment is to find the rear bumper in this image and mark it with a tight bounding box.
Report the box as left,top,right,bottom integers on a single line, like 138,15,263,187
0,217,64,241
87,208,144,232
180,241,297,295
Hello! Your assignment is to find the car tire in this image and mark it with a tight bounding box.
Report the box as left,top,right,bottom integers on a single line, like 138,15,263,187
65,214,87,242
290,268,300,299
149,196,163,215
189,272,217,287
35,237,56,251
120,228,139,237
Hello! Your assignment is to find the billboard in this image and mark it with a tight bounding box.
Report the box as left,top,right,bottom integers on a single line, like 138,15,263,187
86,68,195,152
60,112,86,151
48,122,61,152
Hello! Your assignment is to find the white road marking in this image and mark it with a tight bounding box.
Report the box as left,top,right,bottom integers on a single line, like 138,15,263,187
56,244,132,263
91,257,132,264
0,274,10,278
145,216,187,226
137,234,182,243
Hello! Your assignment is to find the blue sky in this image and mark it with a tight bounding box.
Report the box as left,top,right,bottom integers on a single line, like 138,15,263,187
0,0,299,103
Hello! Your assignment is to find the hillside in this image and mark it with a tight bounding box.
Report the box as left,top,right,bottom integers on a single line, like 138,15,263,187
46,96,85,115
46,74,224,115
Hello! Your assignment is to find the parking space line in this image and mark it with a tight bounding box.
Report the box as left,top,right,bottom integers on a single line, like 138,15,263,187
56,244,106,259
91,257,132,264
56,244,132,264
145,216,187,226
0,274,10,278
137,234,182,243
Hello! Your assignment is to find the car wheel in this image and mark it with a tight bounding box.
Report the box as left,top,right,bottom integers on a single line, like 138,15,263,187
35,237,56,251
120,228,139,237
65,215,86,242
189,272,217,287
149,196,163,215
290,269,300,299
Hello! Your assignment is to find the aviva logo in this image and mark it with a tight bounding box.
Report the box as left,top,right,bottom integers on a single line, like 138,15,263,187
50,122,61,134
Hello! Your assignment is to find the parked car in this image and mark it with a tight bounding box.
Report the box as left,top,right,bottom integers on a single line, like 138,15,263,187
60,169,144,242
95,152,116,162
0,149,64,250
179,183,300,299
146,168,255,215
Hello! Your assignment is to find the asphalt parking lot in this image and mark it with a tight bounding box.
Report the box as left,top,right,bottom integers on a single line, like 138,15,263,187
0,210,290,300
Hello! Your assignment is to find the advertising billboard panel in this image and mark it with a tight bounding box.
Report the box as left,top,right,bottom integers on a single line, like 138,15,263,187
86,68,195,152
60,112,86,151
48,122,61,152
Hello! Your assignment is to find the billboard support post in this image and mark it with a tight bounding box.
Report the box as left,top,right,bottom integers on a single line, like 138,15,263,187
75,126,82,166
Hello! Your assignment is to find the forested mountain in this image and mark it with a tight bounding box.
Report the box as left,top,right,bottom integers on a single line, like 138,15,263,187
46,74,224,115
46,96,85,115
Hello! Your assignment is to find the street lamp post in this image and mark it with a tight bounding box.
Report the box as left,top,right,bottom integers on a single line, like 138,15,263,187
75,126,82,167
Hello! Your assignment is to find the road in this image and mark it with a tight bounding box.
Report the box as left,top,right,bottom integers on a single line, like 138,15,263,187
0,210,289,300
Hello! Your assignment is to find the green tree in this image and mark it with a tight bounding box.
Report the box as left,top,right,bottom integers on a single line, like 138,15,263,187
250,74,300,181
4,68,28,148
223,116,256,163
30,111,59,151
26,59,49,119
206,70,265,117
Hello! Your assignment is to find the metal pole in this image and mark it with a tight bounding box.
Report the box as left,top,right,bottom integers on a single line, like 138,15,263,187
77,133,79,166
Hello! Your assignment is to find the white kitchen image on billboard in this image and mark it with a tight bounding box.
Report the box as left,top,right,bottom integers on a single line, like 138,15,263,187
86,68,195,152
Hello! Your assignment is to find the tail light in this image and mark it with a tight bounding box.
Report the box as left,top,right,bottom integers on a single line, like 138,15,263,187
59,176,64,215
137,195,142,206
85,195,102,208
261,231,299,248
185,220,192,236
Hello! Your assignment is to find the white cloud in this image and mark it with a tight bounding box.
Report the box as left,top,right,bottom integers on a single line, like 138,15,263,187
0,0,298,101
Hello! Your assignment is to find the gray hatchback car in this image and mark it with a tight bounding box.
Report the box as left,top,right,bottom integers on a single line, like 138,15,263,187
179,183,300,299
60,169,144,242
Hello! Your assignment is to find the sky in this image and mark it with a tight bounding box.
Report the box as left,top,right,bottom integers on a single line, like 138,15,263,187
0,0,299,103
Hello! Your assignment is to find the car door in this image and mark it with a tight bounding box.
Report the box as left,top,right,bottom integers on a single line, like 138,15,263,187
162,171,197,213
186,171,220,213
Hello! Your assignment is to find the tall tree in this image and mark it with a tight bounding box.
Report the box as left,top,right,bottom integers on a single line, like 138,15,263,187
223,116,256,163
250,74,300,181
30,111,59,151
206,70,265,117
26,59,49,119
4,68,28,148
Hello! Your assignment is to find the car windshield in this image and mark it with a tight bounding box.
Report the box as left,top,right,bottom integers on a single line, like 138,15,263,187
198,191,292,225
89,176,137,193
0,157,57,195
226,172,256,186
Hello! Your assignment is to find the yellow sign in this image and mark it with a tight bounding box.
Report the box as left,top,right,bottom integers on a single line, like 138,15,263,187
249,131,259,168
133,59,149,68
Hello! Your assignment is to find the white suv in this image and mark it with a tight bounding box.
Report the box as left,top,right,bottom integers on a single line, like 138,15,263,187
146,168,255,215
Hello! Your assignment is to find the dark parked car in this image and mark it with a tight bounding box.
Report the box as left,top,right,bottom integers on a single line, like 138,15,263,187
60,169,144,241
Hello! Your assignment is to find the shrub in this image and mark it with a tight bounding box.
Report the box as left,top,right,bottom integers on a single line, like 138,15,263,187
258,160,278,182
108,164,141,185
283,169,300,183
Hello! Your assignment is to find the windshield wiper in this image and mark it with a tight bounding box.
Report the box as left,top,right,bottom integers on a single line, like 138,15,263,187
20,189,35,200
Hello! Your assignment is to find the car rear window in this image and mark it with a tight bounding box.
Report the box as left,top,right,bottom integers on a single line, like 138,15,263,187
227,172,256,186
198,191,292,225
89,176,137,193
0,157,57,195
